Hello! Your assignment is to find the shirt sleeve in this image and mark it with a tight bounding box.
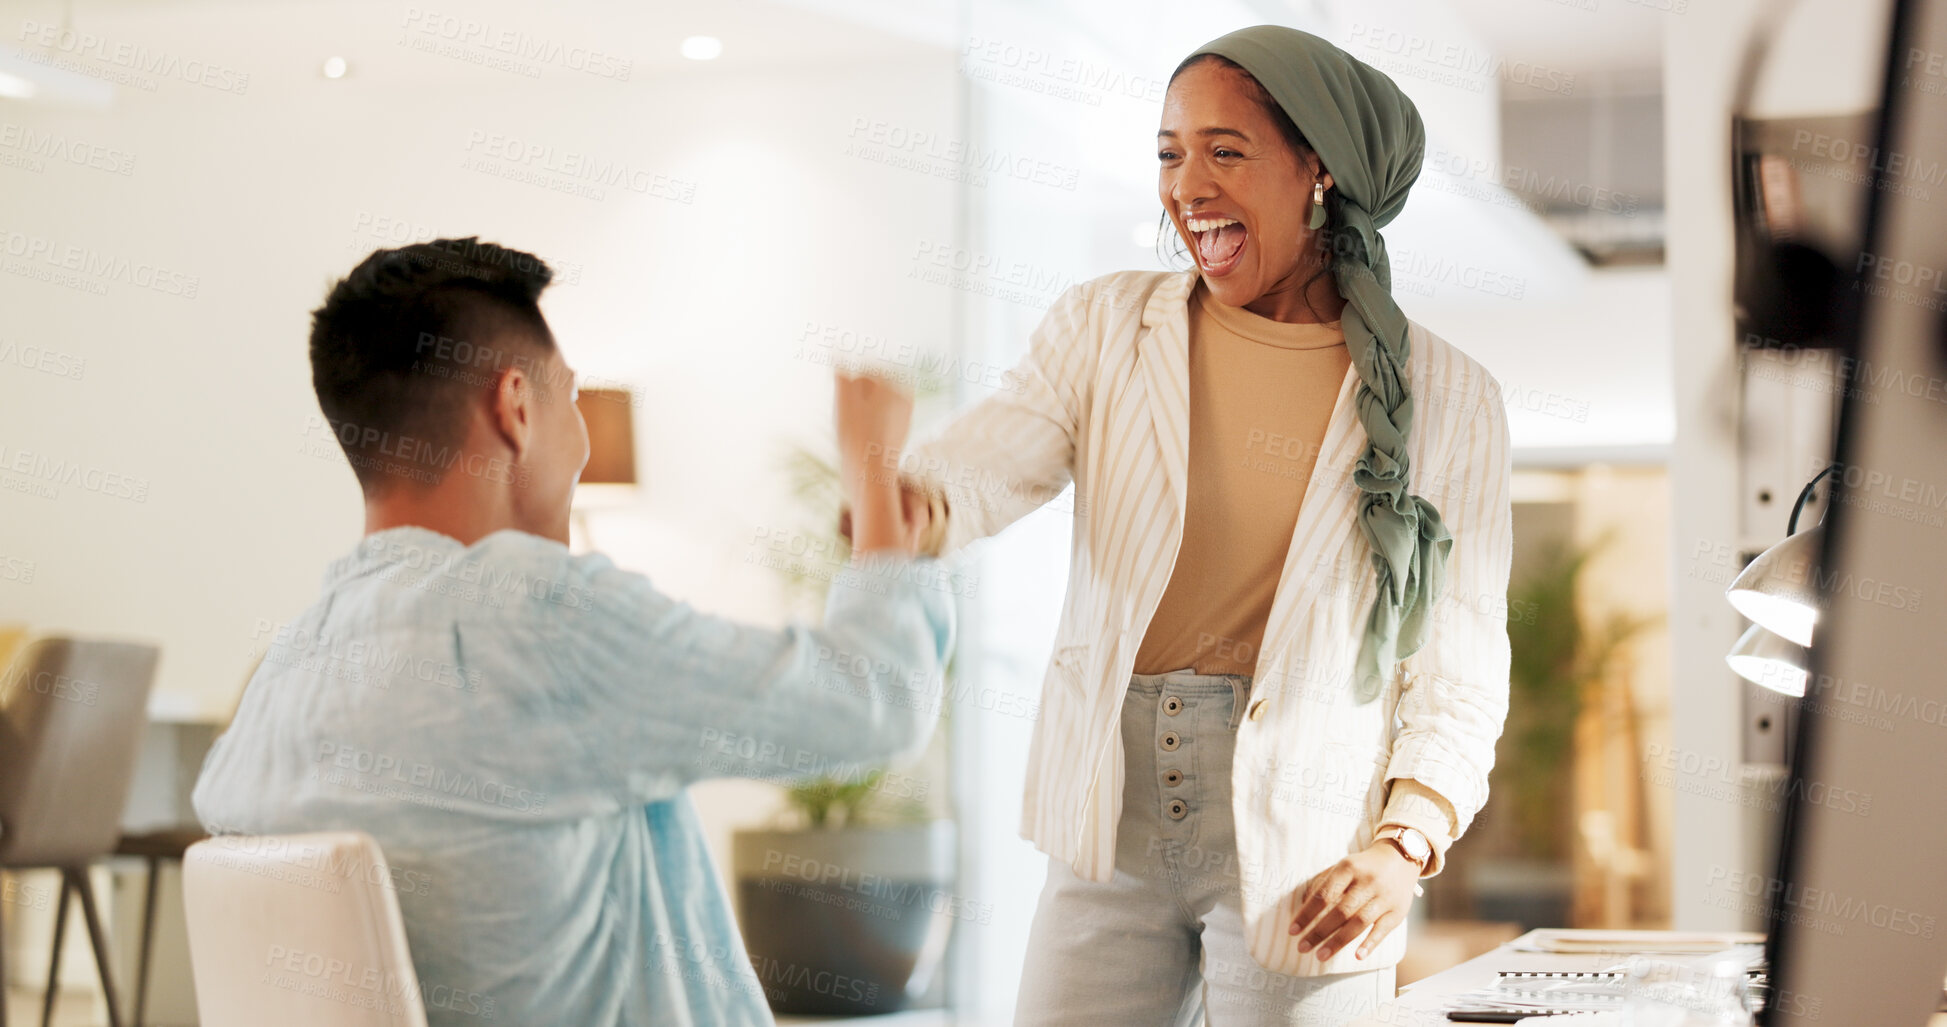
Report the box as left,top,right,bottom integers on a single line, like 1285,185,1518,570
1379,778,1460,878
1385,380,1515,845
542,551,956,805
903,281,1100,555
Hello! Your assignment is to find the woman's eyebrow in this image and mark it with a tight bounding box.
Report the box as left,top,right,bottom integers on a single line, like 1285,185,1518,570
1156,127,1252,141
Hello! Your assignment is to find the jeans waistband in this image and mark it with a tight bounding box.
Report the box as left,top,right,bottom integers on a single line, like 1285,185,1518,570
1127,667,1252,728
1128,667,1252,689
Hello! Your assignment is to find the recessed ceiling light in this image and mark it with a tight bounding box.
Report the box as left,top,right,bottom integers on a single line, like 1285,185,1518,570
322,56,348,79
680,36,722,61
0,71,38,100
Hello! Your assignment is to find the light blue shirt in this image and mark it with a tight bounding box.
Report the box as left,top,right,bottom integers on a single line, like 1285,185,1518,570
193,526,955,1026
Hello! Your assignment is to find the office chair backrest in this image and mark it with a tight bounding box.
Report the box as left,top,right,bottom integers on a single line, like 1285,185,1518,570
184,831,429,1027
0,635,160,865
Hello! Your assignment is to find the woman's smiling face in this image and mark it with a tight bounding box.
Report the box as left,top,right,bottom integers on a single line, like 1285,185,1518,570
1158,58,1334,317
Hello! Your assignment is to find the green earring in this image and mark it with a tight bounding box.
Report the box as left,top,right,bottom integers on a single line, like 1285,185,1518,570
1308,182,1328,230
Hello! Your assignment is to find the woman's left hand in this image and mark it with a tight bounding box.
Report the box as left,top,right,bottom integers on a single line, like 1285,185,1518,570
1288,842,1420,961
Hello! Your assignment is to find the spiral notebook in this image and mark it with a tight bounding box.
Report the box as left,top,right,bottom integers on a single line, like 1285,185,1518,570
1442,970,1629,1019
1444,950,1768,1021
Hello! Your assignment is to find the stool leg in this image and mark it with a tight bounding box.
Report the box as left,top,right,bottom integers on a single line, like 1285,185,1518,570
131,858,159,1027
39,875,69,1027
67,870,122,1027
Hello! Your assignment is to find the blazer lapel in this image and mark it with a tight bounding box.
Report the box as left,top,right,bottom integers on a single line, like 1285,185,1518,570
1134,271,1198,524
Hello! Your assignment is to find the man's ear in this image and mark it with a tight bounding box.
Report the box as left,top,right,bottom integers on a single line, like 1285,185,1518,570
489,366,534,460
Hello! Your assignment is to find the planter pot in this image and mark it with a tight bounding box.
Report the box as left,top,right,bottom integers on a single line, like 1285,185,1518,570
732,821,956,1016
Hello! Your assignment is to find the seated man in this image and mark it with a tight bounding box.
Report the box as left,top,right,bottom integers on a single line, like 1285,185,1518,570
193,238,952,1026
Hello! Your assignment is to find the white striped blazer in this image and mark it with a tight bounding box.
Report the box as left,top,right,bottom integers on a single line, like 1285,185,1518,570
905,268,1513,976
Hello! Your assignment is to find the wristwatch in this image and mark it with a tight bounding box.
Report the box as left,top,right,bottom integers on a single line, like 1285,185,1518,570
1376,825,1432,874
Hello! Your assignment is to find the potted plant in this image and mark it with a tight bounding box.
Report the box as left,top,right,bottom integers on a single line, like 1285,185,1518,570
733,771,956,1015
1466,534,1650,929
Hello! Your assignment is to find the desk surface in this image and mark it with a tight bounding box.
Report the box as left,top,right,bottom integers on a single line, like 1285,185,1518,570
1351,936,1638,1026
1351,929,1947,1026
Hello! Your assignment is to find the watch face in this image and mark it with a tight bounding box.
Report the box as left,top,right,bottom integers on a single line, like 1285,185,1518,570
1404,832,1430,859
1388,828,1429,862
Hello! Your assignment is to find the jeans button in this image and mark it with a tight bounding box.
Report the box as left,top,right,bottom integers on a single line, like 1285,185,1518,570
1163,695,1183,716
1166,798,1188,820
1162,768,1183,786
1159,731,1181,751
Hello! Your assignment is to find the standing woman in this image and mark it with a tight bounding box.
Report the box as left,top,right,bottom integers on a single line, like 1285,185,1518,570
901,25,1512,1025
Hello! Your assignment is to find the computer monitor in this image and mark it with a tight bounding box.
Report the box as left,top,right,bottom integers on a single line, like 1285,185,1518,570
1761,0,1947,1021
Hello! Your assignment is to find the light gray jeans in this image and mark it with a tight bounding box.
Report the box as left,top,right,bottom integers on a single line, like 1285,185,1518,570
1014,670,1394,1027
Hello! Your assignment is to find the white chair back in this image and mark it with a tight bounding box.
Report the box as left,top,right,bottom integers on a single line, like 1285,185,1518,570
183,831,428,1027
0,635,159,865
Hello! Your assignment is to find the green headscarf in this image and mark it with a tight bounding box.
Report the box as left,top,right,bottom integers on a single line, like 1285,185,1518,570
1187,25,1451,704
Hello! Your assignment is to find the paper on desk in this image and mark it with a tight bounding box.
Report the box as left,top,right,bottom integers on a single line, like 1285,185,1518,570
1510,929,1765,954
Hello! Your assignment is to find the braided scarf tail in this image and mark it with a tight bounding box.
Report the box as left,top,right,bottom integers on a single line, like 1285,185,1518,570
1336,215,1452,702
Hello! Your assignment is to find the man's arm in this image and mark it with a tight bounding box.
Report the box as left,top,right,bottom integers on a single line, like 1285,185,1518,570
547,552,954,800
836,373,922,556
539,372,953,801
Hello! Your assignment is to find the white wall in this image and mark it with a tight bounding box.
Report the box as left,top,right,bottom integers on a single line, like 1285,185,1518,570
0,4,957,723
1405,267,1672,455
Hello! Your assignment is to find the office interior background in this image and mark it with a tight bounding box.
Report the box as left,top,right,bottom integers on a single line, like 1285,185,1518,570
0,0,1935,1022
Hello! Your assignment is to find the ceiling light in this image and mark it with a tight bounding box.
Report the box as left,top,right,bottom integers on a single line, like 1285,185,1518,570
0,71,38,100
322,57,348,80
680,36,722,61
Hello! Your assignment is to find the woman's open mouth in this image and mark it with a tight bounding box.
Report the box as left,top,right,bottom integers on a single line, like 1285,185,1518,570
1187,216,1246,276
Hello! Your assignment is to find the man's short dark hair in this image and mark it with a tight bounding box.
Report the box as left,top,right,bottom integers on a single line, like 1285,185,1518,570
309,238,555,492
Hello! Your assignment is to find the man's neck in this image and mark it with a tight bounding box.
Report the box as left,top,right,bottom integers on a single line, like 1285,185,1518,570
363,483,520,547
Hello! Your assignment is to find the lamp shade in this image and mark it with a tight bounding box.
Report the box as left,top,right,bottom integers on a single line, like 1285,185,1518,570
575,388,638,486
1726,622,1811,697
1725,524,1824,646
